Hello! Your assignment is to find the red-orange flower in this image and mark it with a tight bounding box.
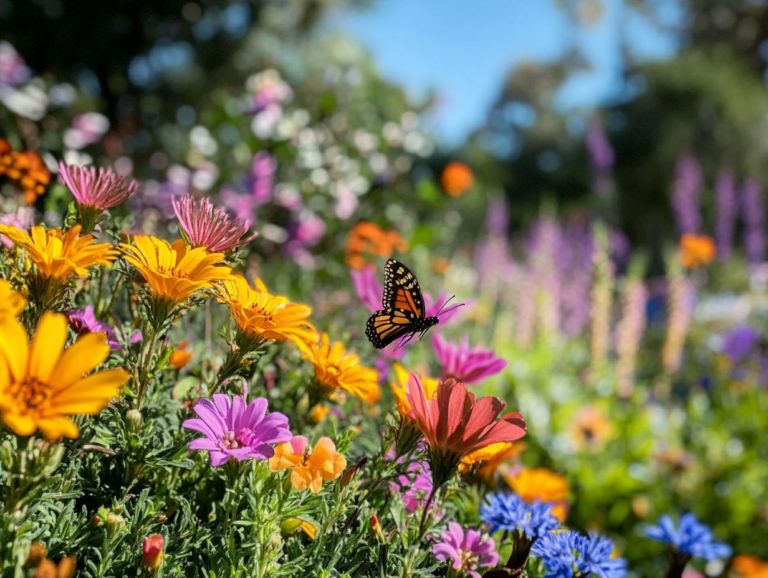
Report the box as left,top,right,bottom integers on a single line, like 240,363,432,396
679,234,715,269
407,377,526,486
345,222,408,270
0,139,51,204
440,162,474,197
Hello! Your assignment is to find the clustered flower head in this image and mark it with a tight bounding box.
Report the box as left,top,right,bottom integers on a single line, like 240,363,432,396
407,376,526,487
183,393,292,467
480,492,559,539
645,512,732,561
0,137,51,204
532,530,628,578
269,435,346,494
431,333,507,384
0,312,129,440
345,221,407,270
432,522,498,578
299,332,380,404
172,194,256,253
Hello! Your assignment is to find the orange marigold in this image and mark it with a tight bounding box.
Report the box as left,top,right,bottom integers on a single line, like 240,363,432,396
0,139,51,204
679,233,716,269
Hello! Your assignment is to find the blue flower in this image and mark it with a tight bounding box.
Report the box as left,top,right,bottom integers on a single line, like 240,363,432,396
532,531,627,578
480,493,559,539
644,513,732,560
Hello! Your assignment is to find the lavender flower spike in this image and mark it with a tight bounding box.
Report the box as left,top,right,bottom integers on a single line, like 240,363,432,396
172,194,257,253
715,169,737,261
182,393,292,467
671,154,703,235
742,176,765,264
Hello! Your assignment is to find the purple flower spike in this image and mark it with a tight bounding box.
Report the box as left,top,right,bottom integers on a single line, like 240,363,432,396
433,522,499,578
671,154,703,235
182,394,292,467
715,169,737,261
431,334,507,384
172,194,257,253
67,306,120,350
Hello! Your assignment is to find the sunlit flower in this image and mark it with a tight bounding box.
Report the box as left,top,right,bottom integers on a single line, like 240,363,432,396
460,441,525,479
732,555,768,578
644,513,731,561
0,279,25,322
0,313,129,440
532,531,627,578
432,522,498,578
269,435,346,494
172,195,256,253
440,162,474,197
120,236,231,304
142,533,164,570
66,305,119,350
216,275,317,349
569,405,613,451
504,467,570,522
408,377,526,487
58,162,139,230
299,333,380,404
0,140,51,204
345,222,407,270
0,224,117,281
281,518,317,540
431,334,507,384
679,234,716,269
390,364,439,416
182,393,292,467
169,340,192,369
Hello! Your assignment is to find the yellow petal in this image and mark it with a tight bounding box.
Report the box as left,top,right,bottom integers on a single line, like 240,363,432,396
54,368,128,409
37,416,79,440
53,332,110,391
2,411,37,436
28,313,67,382
0,316,28,383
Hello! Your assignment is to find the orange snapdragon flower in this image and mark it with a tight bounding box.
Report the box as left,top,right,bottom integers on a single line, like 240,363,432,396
440,162,474,197
503,467,570,522
345,222,408,270
679,234,715,268
407,377,526,487
269,435,346,493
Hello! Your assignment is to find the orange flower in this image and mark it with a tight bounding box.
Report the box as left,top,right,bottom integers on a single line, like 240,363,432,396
569,405,612,451
407,377,526,486
26,542,76,578
142,533,164,570
460,441,526,479
0,140,51,204
679,234,715,268
269,435,346,493
345,222,408,270
503,467,570,522
732,555,768,578
169,341,192,369
440,162,474,197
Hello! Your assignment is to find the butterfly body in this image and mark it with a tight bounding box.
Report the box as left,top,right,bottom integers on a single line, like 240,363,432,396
365,259,442,349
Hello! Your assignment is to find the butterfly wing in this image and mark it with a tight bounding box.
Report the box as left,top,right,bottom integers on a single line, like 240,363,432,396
366,308,418,349
383,259,425,318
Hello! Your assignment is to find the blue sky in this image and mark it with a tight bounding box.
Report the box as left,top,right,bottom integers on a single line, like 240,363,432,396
331,0,680,143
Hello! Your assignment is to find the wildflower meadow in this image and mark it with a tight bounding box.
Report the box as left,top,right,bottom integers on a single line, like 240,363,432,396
1,2,767,577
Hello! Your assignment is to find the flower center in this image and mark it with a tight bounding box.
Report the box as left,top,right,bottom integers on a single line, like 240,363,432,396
220,429,259,450
460,549,478,571
9,377,52,413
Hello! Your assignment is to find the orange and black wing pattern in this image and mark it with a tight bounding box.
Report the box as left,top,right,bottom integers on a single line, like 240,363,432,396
382,259,425,317
365,307,418,349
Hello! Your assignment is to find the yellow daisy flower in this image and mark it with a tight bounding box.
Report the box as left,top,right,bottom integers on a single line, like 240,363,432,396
390,363,439,416
300,333,380,404
0,279,25,322
216,275,317,348
0,224,117,280
459,441,526,479
120,236,231,304
0,312,129,440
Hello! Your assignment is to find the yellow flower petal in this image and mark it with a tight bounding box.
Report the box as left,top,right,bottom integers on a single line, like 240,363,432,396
28,312,67,382
53,332,110,391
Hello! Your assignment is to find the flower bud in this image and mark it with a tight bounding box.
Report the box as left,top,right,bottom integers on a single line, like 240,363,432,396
126,409,143,432
370,513,386,543
142,533,164,571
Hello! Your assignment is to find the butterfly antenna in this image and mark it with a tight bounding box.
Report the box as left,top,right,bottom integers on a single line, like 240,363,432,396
436,295,465,316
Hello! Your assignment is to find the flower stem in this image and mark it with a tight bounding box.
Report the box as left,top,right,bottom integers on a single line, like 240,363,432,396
417,483,440,540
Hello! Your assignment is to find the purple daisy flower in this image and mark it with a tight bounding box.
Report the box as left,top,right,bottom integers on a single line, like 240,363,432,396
182,394,292,467
433,522,499,578
389,460,434,514
67,306,120,350
431,334,507,384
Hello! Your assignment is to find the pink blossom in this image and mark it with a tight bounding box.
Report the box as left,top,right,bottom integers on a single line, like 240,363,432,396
172,194,256,253
58,162,139,210
431,334,507,384
432,522,498,578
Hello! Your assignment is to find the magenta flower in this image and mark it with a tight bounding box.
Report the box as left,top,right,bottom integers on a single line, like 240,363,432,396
351,266,381,313
433,522,499,578
58,162,139,210
182,394,292,467
172,195,256,253
431,334,507,384
390,460,434,514
67,306,120,350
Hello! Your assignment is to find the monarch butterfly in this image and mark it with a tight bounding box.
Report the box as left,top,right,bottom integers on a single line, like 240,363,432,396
365,258,460,349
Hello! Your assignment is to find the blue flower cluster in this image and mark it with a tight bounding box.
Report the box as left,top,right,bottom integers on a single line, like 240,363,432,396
480,492,559,539
532,531,628,578
644,513,732,560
